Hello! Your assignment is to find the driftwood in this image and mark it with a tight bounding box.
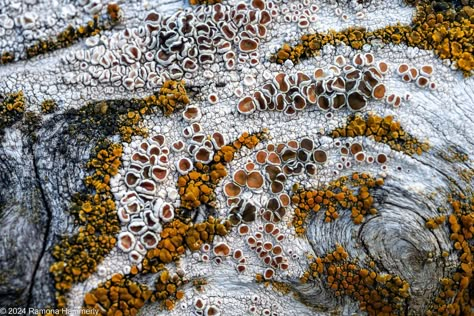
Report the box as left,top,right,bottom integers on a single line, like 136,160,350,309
0,0,473,315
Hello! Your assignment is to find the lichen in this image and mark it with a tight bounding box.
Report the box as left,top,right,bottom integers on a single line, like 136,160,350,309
1,6,122,64
41,99,57,114
83,273,152,315
330,114,430,156
302,245,410,315
178,131,267,210
0,91,25,136
273,3,474,75
427,192,473,315
80,80,189,142
291,172,383,235
50,140,122,308
142,217,231,274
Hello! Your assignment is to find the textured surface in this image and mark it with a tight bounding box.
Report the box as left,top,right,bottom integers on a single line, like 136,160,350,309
0,0,473,315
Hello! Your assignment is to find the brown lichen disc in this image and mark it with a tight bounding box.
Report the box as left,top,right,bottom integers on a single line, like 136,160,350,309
397,63,409,75
420,65,433,77
239,38,258,52
313,150,328,163
377,153,387,164
224,182,242,197
247,171,264,189
317,95,330,111
183,106,200,120
251,0,265,10
213,242,231,256
264,268,274,279
372,83,386,100
347,92,367,111
237,96,256,114
377,61,389,74
350,142,363,155
332,93,346,110
233,169,248,186
355,152,366,162
279,193,290,206
256,150,268,164
416,76,429,88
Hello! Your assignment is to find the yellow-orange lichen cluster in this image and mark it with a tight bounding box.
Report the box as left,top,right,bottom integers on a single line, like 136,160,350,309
82,269,186,314
0,91,25,132
40,99,57,114
178,131,266,210
331,114,429,156
273,43,306,64
50,140,122,307
291,173,383,235
106,3,122,22
83,273,152,315
427,193,473,315
142,217,231,274
274,3,474,75
151,269,186,310
303,244,410,316
119,80,190,142
425,214,446,229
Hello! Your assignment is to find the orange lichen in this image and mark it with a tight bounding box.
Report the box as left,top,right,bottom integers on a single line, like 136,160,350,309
83,273,152,315
273,43,305,64
81,80,189,143
142,217,231,274
303,244,410,315
106,3,122,22
119,80,190,142
273,3,474,75
427,193,473,315
331,114,429,156
26,14,119,61
291,173,383,234
0,51,14,64
425,215,447,229
151,269,186,310
178,131,267,210
1,5,122,64
48,80,190,308
49,140,122,308
0,91,25,134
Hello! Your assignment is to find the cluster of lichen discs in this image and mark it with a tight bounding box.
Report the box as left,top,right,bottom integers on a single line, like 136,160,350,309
49,140,122,308
302,244,410,316
1,4,122,65
178,131,267,210
142,217,231,274
273,3,474,75
331,114,429,156
291,173,383,235
80,217,230,315
48,79,195,309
